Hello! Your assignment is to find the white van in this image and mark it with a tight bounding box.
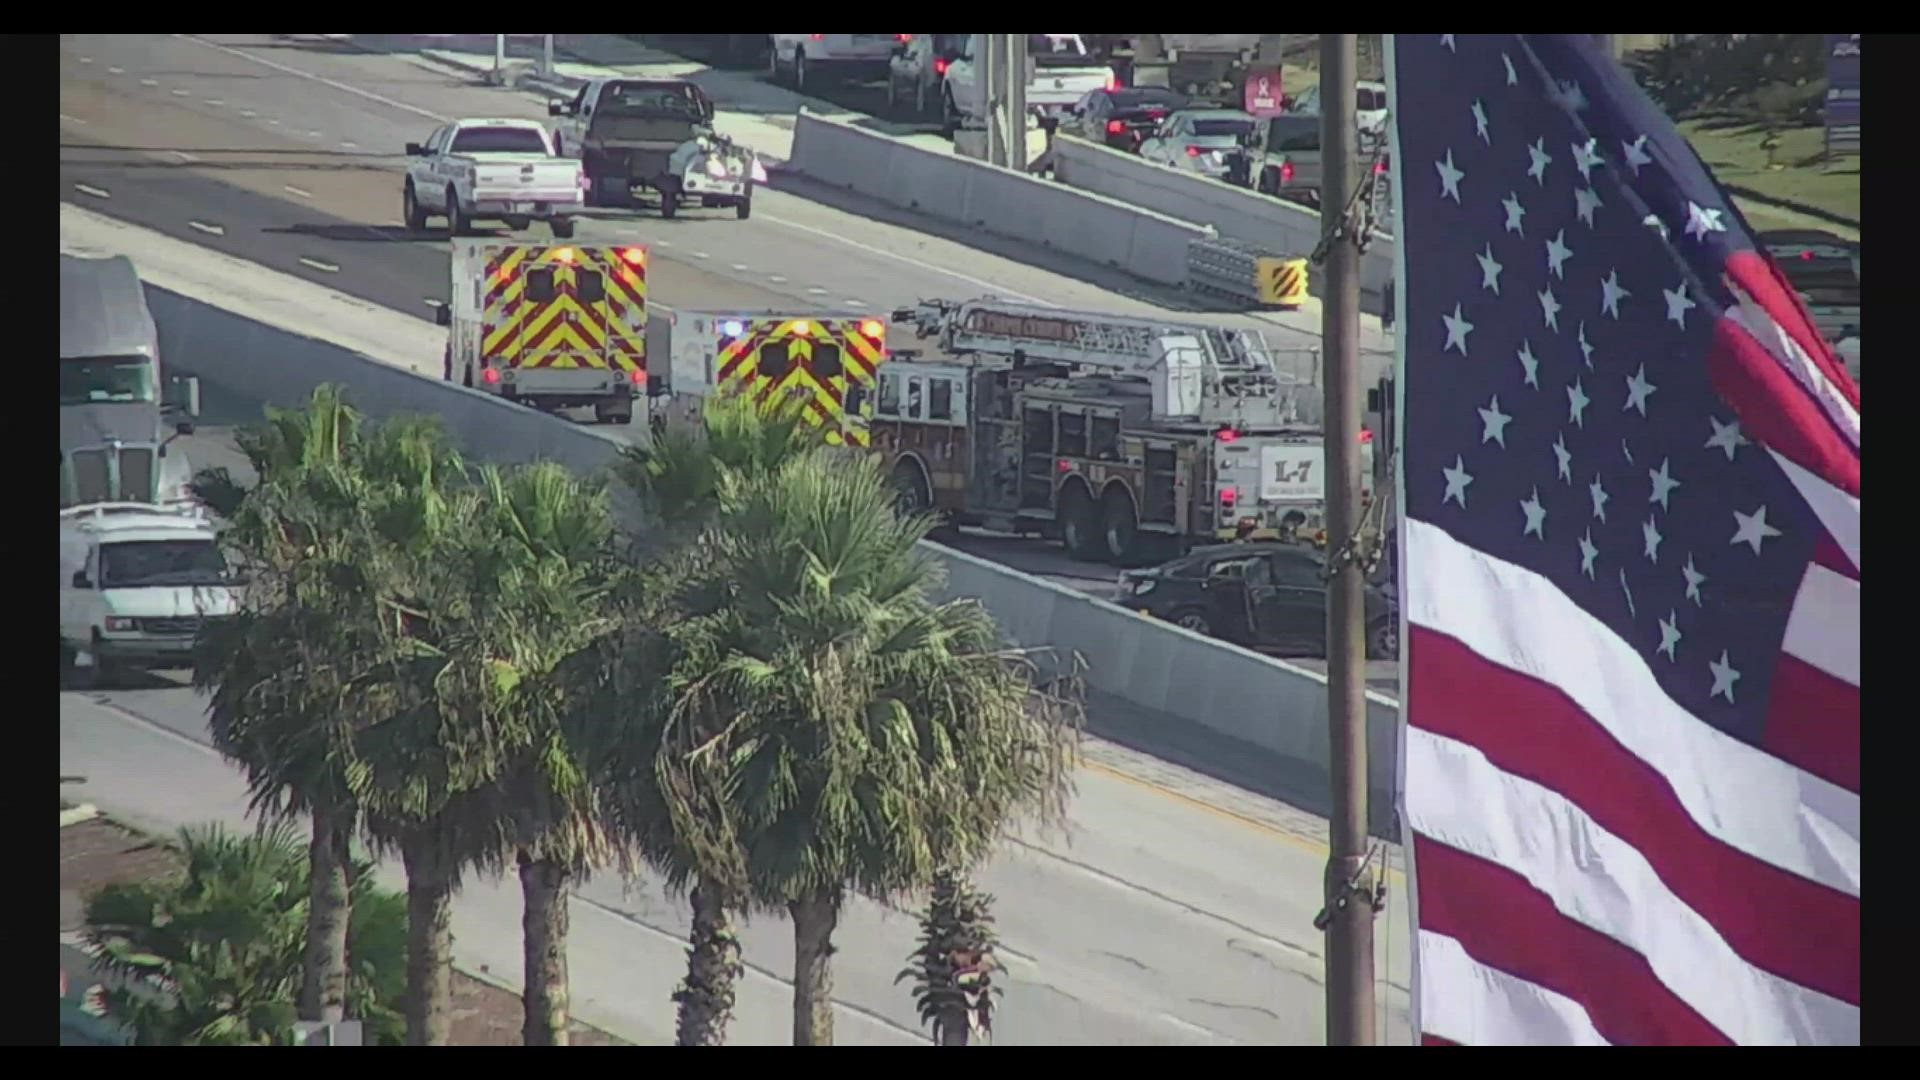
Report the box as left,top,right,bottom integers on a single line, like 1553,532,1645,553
59,503,239,687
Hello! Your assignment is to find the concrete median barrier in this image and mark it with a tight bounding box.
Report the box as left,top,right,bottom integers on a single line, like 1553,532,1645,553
62,201,1403,830
1049,134,1398,314
786,110,1215,289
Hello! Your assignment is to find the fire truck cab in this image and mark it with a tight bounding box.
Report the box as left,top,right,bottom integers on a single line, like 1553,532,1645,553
878,298,1362,565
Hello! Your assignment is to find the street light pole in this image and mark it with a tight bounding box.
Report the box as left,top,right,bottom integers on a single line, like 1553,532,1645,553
1318,30,1377,1049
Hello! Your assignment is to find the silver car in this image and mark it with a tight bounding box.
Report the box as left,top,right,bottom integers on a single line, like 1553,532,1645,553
1138,108,1257,179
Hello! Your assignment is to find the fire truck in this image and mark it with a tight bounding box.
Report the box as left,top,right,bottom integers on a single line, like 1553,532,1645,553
437,240,650,425
876,297,1369,564
658,310,889,445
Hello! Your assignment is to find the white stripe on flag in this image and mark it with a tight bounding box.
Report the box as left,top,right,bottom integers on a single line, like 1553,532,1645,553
1409,728,1861,1046
1771,448,1861,573
1784,564,1861,686
1722,276,1860,448
1406,519,1861,897
1418,930,1608,1046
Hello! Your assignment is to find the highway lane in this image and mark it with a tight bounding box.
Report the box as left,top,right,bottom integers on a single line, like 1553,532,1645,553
60,33,1402,699
81,413,1414,1046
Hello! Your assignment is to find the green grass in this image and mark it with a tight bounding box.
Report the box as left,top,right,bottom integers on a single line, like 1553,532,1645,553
1679,120,1859,231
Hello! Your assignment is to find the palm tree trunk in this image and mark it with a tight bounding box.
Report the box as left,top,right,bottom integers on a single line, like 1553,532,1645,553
674,879,742,1046
401,837,455,1046
298,805,353,1024
518,850,571,1046
789,887,841,1046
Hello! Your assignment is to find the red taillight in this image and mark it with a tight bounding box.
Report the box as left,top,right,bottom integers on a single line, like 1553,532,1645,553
1374,160,1387,175
810,34,824,42
629,368,645,385
1216,426,1240,443
860,318,884,338
482,367,501,385
1186,145,1203,158
934,57,949,76
1107,119,1126,134
897,33,912,43
619,246,645,265
1220,487,1238,506
1281,161,1295,182
1801,250,1815,261
1057,459,1074,473
1105,71,1118,91
1359,429,1375,443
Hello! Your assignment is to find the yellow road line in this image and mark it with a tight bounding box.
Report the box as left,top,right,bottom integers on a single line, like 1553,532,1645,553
1081,757,1407,885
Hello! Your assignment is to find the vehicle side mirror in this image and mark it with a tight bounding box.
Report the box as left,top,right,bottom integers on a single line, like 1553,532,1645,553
547,100,568,116
647,375,668,398
164,374,200,418
435,304,453,327
72,571,90,589
174,420,195,437
405,142,426,156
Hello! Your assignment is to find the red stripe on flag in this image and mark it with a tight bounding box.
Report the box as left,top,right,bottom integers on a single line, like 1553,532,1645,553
1707,265,1859,500
1763,653,1860,795
1812,535,1859,581
1410,629,1860,1004
1725,252,1859,414
1414,837,1733,1046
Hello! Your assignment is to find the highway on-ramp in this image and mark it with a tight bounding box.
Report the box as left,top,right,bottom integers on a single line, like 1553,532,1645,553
59,32,1400,698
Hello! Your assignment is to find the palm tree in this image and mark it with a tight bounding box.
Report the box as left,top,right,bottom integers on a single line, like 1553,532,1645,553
81,823,408,1045
660,448,1084,1045
194,385,419,1029
899,869,1003,1045
470,461,623,1046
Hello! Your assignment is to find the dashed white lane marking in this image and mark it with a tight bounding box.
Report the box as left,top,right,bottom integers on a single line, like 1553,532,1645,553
205,99,225,107
175,32,1058,308
171,88,191,97
769,274,788,284
74,183,111,199
652,239,671,247
690,251,710,260
267,118,281,126
170,150,199,163
139,78,158,87
730,263,748,271
843,298,867,308
188,221,225,236
305,130,324,138
78,56,93,64
339,140,358,150
298,257,340,273
106,65,124,75
283,185,314,199
59,114,86,125
240,109,257,118
806,287,827,295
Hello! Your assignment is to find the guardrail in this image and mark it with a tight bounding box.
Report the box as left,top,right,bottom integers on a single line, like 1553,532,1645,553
784,110,1216,289
1048,134,1397,315
65,202,1404,831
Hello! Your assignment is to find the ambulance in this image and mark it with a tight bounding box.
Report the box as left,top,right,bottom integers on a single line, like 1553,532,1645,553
659,311,889,445
438,240,650,425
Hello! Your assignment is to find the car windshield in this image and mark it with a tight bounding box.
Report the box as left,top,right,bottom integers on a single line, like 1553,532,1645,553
1265,118,1321,151
1027,34,1086,57
61,355,156,405
1191,117,1255,139
1111,88,1186,111
100,539,230,588
450,127,549,154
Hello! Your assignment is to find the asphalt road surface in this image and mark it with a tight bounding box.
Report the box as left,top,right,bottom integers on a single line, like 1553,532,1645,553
59,33,1401,700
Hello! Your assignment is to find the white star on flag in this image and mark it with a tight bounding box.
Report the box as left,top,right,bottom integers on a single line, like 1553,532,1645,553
1730,505,1783,554
1601,268,1630,318
1538,285,1562,331
1622,134,1654,175
1517,340,1540,387
1502,191,1527,236
1443,303,1475,355
1545,230,1572,279
1705,416,1747,460
1571,137,1603,181
1574,186,1603,227
1436,149,1465,203
1527,138,1552,184
1471,99,1490,143
1663,282,1697,328
1623,365,1657,416
1684,201,1728,242
1442,455,1473,507
1476,244,1504,294
1478,395,1513,447
1567,378,1590,427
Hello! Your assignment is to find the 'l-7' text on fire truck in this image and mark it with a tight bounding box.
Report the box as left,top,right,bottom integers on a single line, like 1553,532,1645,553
438,240,651,425
659,309,888,445
875,298,1369,565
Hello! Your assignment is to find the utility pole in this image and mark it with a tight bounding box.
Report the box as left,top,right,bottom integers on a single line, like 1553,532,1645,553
1006,34,1028,172
542,34,555,78
494,34,507,78
1318,31,1377,1048
983,34,1005,166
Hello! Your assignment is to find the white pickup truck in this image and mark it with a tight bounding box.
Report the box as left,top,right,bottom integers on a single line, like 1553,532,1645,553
402,118,584,238
942,33,1114,137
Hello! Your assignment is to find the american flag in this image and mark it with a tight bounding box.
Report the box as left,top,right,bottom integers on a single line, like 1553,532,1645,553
1387,34,1860,1045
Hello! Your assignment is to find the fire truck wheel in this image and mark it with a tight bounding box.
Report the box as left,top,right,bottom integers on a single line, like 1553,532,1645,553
595,402,633,425
1059,484,1102,562
1101,488,1141,565
660,190,679,219
891,460,933,517
550,216,577,239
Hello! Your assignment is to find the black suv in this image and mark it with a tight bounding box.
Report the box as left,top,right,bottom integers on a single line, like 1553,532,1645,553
1117,542,1398,659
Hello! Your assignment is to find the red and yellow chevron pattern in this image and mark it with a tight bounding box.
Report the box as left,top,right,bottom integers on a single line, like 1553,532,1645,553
481,245,648,373
713,317,886,446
